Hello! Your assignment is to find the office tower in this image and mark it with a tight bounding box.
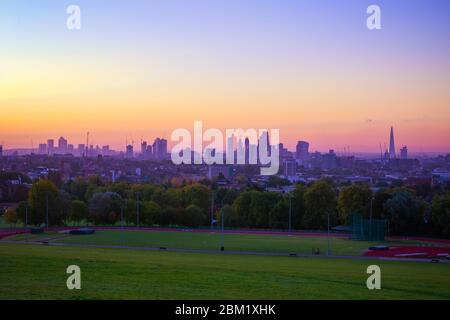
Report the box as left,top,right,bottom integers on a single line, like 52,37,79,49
322,150,337,169
102,145,110,155
38,144,47,155
153,138,168,160
126,145,134,158
78,144,85,157
245,138,250,164
58,137,68,152
283,160,297,177
296,141,310,161
389,127,396,159
279,143,289,159
68,144,74,153
47,139,54,155
0,145,3,157
141,141,147,155
400,146,408,159
146,145,153,158
258,131,271,156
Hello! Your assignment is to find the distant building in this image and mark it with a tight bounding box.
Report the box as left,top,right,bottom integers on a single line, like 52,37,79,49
322,150,337,169
38,144,47,155
0,145,2,157
296,141,310,163
126,145,134,158
47,139,54,155
78,144,85,157
208,165,233,180
58,137,68,153
258,131,271,156
141,141,147,155
146,145,153,158
283,160,297,177
153,138,167,160
389,127,396,159
102,145,110,155
68,144,74,153
400,146,408,159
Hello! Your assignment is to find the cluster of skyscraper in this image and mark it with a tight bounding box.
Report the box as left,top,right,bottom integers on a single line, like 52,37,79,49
126,138,168,160
35,136,168,159
37,137,84,156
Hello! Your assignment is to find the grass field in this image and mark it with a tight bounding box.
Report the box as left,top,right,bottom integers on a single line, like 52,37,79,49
5,229,441,256
0,243,449,300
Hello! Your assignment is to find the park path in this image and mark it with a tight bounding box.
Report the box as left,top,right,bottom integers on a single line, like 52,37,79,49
2,239,449,264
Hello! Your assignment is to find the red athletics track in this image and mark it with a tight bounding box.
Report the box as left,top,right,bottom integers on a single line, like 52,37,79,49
0,230,28,240
364,246,450,259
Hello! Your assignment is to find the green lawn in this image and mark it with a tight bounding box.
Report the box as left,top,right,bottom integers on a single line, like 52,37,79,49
0,243,449,300
5,230,441,256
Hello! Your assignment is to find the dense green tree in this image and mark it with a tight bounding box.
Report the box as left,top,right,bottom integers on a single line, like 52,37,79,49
338,183,372,223
248,191,281,227
303,180,337,229
124,199,137,224
68,200,89,225
430,193,450,238
372,189,392,219
269,198,289,229
220,204,242,227
88,192,124,225
15,201,29,225
28,180,62,226
159,206,178,226
69,178,89,202
141,201,161,226
182,184,211,214
291,184,307,230
232,191,252,227
183,204,206,227
128,184,157,201
4,208,19,226
384,190,426,235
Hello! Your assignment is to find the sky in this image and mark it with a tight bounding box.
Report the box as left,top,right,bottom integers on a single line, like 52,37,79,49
1,0,450,153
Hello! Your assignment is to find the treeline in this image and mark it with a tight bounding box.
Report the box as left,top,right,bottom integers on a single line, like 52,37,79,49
3,176,450,238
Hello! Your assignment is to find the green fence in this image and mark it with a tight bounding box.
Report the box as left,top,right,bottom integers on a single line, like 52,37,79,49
349,214,387,242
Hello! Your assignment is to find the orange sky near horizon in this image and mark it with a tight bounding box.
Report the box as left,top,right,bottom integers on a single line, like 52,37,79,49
1,1,450,153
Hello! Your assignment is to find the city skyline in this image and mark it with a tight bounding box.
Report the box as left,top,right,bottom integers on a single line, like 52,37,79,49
1,0,450,152
0,126,421,159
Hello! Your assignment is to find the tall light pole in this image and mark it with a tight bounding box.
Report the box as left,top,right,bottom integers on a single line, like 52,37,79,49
45,192,49,229
327,212,331,256
288,192,292,234
136,192,140,227
220,207,225,251
211,191,215,231
25,203,28,227
121,205,125,246
369,196,374,241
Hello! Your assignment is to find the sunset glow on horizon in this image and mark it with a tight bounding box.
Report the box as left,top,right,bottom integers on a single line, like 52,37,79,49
1,0,450,153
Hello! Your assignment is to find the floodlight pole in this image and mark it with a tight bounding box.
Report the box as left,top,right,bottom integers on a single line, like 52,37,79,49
25,203,28,227
136,192,140,227
220,208,225,251
211,191,215,231
369,196,374,241
288,193,292,234
121,205,124,246
45,192,49,229
327,212,330,257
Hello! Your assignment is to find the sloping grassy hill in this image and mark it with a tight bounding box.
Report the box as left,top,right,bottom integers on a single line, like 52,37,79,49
0,243,449,300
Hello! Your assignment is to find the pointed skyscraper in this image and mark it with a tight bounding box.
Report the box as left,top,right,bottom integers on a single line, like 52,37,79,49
389,126,396,159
